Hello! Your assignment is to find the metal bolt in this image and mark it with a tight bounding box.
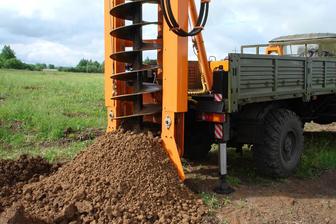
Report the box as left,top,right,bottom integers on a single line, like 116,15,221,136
165,116,172,129
109,111,114,120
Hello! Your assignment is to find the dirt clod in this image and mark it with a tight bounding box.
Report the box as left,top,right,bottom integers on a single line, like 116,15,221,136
0,155,55,188
0,203,46,224
0,155,58,213
3,131,216,223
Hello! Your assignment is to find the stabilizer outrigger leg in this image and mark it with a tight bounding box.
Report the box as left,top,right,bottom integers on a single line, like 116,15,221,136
214,143,235,194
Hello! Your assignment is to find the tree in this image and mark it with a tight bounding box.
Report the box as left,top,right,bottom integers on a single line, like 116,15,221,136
77,59,89,67
0,45,16,60
0,58,4,68
101,61,105,73
35,63,47,71
0,45,61,71
23,63,35,71
144,57,151,65
3,58,24,69
75,59,103,73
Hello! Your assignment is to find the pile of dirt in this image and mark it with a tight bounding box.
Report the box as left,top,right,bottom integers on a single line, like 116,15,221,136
0,204,46,224
0,155,56,187
8,131,215,224
0,155,58,213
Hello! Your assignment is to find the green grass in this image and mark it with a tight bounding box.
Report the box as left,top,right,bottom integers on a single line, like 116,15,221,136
210,132,336,184
0,69,106,162
297,132,336,177
1,69,335,176
200,192,222,209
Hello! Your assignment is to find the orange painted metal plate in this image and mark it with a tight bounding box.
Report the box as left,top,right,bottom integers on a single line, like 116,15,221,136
161,0,189,181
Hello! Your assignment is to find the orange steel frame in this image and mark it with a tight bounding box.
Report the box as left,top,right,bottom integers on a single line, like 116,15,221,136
161,0,189,181
104,0,196,181
105,0,128,132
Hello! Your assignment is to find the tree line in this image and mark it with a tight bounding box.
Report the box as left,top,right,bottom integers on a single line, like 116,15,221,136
58,59,104,73
0,45,104,73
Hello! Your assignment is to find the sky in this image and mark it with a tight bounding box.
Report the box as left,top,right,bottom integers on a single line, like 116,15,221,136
0,0,335,66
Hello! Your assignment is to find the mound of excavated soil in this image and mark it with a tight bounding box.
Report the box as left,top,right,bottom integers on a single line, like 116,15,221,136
14,131,216,224
0,155,55,188
0,204,46,224
0,155,58,214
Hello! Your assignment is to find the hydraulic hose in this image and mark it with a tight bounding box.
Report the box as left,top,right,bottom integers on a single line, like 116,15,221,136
160,0,210,37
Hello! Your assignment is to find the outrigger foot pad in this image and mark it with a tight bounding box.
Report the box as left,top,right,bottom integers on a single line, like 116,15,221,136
214,175,235,195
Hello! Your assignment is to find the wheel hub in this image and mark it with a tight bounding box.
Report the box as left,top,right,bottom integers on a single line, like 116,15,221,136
282,131,296,162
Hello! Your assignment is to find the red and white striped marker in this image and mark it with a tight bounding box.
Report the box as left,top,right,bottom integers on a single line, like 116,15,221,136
214,93,223,102
215,124,223,139
214,93,224,140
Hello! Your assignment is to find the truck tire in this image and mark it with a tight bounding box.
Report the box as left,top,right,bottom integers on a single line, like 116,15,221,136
253,109,304,178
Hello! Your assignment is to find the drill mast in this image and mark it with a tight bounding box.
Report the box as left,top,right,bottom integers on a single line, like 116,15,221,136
104,0,210,180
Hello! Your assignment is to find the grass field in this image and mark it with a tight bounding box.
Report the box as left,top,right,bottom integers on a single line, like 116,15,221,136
0,69,335,177
0,69,106,162
298,132,336,177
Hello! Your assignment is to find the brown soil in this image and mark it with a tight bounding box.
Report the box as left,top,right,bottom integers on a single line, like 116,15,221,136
0,204,46,224
215,171,336,224
0,155,59,214
186,153,336,224
62,112,89,118
1,131,216,224
63,127,105,141
22,86,41,90
9,120,23,131
2,126,335,223
39,128,105,149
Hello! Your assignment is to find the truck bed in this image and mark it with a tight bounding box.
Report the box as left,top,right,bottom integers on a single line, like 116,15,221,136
228,53,336,112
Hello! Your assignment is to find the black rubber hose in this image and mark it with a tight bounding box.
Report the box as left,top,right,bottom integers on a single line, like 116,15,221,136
160,0,175,32
166,0,205,33
188,2,209,36
168,0,206,36
189,2,209,36
201,3,209,28
160,0,210,37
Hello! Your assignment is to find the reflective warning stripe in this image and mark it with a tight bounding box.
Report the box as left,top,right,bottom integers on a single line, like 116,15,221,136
214,93,224,140
215,124,223,139
214,93,223,102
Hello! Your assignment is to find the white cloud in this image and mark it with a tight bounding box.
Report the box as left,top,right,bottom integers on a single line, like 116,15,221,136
0,0,103,66
10,40,99,67
200,0,336,59
0,0,335,66
0,0,63,20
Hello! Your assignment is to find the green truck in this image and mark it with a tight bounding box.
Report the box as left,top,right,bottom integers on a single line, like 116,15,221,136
187,33,336,180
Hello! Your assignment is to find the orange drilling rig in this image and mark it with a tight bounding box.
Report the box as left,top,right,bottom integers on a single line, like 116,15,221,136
105,0,336,194
104,0,216,187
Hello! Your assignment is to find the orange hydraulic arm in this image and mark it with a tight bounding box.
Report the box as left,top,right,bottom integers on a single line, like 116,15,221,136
189,0,212,91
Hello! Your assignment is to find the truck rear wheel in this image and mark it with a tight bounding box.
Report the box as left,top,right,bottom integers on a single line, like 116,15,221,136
253,109,304,178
